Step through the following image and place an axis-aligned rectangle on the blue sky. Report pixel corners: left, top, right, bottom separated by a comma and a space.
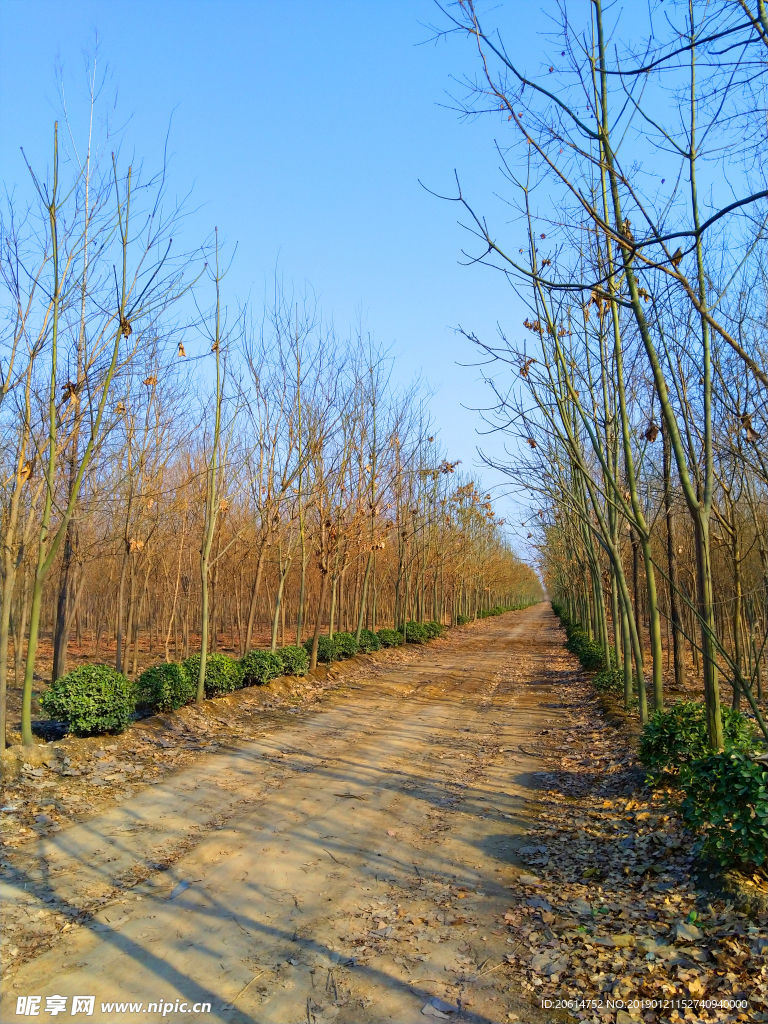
0, 0, 548, 540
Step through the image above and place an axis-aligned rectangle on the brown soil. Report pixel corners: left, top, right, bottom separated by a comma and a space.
1, 605, 568, 1024
3, 608, 764, 1024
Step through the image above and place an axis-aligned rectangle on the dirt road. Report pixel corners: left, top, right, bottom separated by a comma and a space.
1, 605, 566, 1024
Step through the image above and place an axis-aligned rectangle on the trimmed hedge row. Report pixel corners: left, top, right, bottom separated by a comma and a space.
680, 751, 766, 871
41, 618, 450, 738
477, 603, 520, 619
551, 604, 607, 672
552, 603, 767, 873
401, 621, 429, 644
241, 649, 283, 686
136, 662, 195, 712
43, 643, 310, 737
183, 653, 243, 697
591, 666, 624, 695
41, 665, 137, 737
455, 602, 537, 626
304, 634, 339, 663
638, 701, 765, 872
639, 701, 758, 772
303, 621, 445, 661
399, 620, 444, 643
357, 629, 381, 653
333, 632, 359, 660
565, 631, 605, 671
376, 628, 403, 648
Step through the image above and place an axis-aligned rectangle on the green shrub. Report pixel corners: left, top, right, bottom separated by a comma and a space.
680, 751, 767, 870
240, 649, 283, 686
565, 629, 605, 671
276, 645, 309, 676
183, 653, 243, 698
376, 628, 402, 648
356, 629, 381, 653
477, 604, 531, 619
481, 606, 502, 617
592, 666, 625, 695
456, 614, 471, 625
580, 642, 605, 671
332, 632, 359, 659
400, 621, 429, 644
423, 620, 445, 640
551, 602, 570, 626
639, 701, 758, 772
40, 665, 136, 737
564, 625, 584, 648
303, 634, 337, 663
137, 662, 195, 712
553, 605, 585, 639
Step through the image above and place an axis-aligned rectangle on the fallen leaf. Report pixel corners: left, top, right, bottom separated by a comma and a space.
675, 921, 703, 942
421, 1004, 449, 1019
527, 897, 552, 911
429, 997, 458, 1013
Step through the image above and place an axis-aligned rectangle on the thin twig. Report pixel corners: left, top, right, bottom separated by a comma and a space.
477, 960, 507, 978
231, 970, 266, 1005
323, 848, 345, 865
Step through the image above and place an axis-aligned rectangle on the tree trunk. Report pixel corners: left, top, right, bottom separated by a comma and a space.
123, 558, 137, 676
270, 552, 291, 652
0, 479, 25, 749
296, 552, 307, 646
309, 569, 331, 670
631, 532, 642, 657
244, 545, 267, 653
731, 526, 744, 710
355, 550, 373, 643
663, 425, 686, 690
51, 480, 79, 682
694, 517, 723, 748
115, 549, 129, 673
328, 575, 337, 639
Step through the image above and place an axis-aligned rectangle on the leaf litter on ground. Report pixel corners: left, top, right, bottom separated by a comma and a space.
501, 665, 768, 1024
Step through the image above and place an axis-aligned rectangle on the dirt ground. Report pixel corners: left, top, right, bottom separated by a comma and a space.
1, 605, 569, 1024
3, 607, 766, 1024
